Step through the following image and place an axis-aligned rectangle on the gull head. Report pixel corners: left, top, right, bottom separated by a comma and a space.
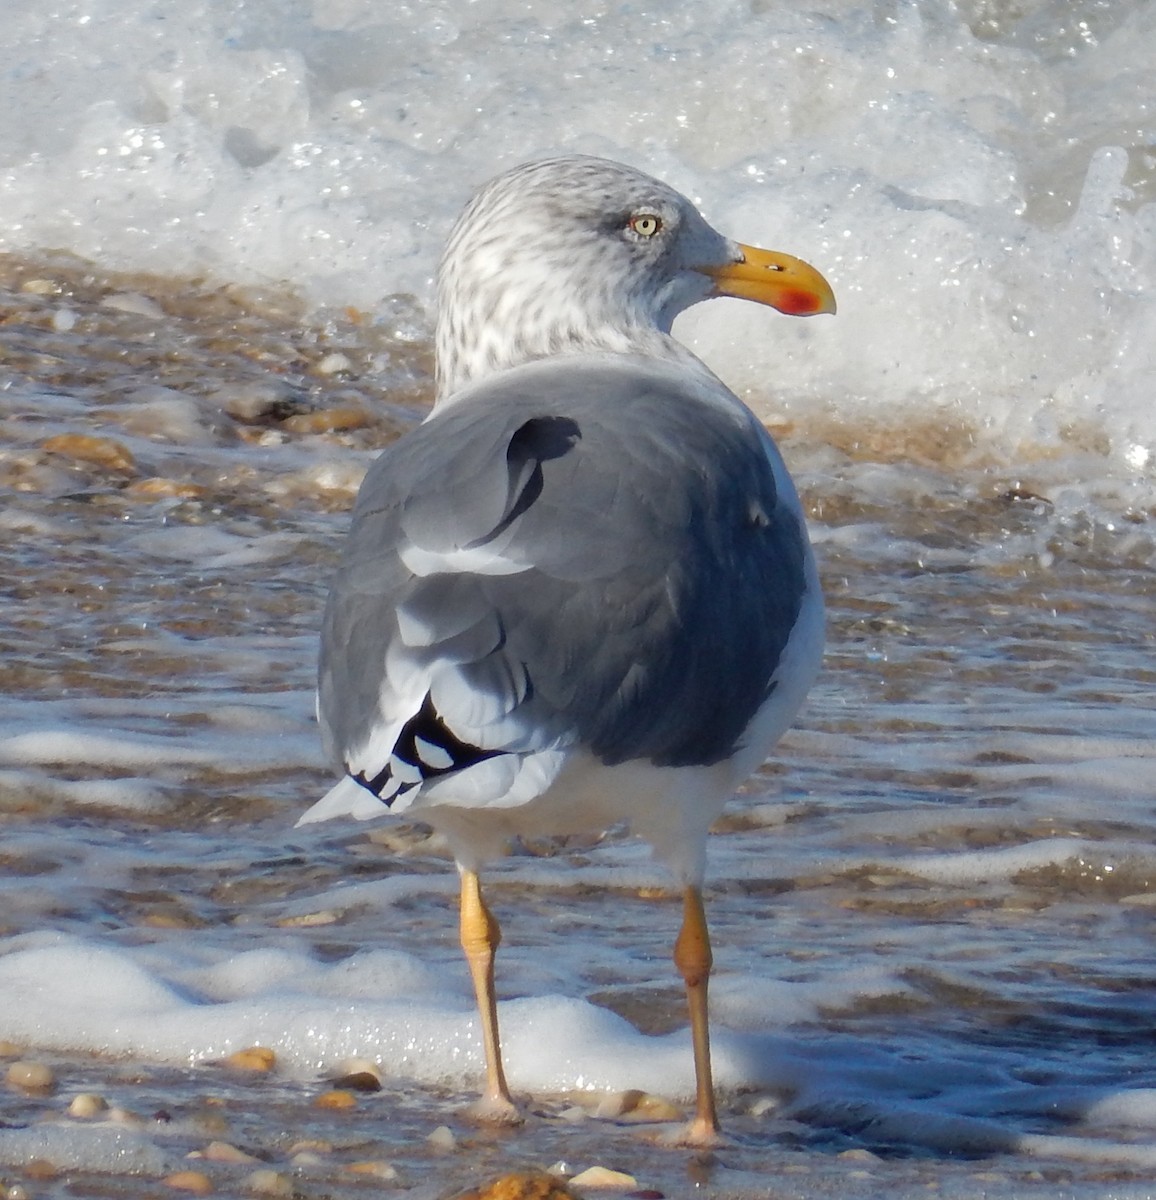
435, 154, 834, 399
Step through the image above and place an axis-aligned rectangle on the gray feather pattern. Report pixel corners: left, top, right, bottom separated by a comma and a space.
318, 357, 806, 782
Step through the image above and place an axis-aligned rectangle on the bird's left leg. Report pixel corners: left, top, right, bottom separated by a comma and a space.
673, 884, 722, 1145
459, 866, 522, 1123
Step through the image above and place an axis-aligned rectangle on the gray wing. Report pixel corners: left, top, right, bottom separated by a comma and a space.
318, 359, 808, 808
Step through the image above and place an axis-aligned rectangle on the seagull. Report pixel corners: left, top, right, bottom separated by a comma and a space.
298, 155, 835, 1144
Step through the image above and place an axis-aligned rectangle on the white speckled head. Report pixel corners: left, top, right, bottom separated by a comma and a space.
434, 155, 738, 400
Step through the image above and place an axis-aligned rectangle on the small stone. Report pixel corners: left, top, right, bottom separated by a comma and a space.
52, 308, 77, 332
42, 433, 135, 473
6, 1060, 55, 1093
245, 1169, 293, 1196
124, 477, 207, 501
426, 1124, 456, 1151
164, 1171, 214, 1195
289, 1151, 326, 1167
107, 1105, 145, 1127
313, 1088, 356, 1110
20, 278, 57, 295
6, 1183, 32, 1200
203, 1141, 260, 1164
621, 1092, 682, 1123
837, 1148, 881, 1163
594, 1092, 632, 1118
331, 1058, 382, 1091
314, 352, 353, 375
0, 1042, 23, 1058
747, 1095, 780, 1118
453, 1172, 580, 1200
276, 909, 341, 928
568, 1166, 638, 1190
344, 1161, 398, 1181
68, 1093, 109, 1118
286, 1140, 331, 1156
101, 292, 166, 319
218, 381, 305, 425
594, 1090, 680, 1122
224, 1047, 276, 1073
282, 406, 371, 434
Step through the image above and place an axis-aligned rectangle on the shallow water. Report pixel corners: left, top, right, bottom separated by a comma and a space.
1, 257, 1155, 1199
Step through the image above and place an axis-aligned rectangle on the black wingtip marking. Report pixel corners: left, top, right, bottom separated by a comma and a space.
354, 694, 500, 805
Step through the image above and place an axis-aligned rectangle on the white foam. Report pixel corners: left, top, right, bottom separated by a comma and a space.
0, 769, 168, 814
0, 1123, 171, 1174
0, 0, 1152, 489
0, 728, 318, 772
124, 527, 302, 568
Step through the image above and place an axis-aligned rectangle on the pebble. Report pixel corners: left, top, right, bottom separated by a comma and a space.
343, 1161, 399, 1181
289, 1151, 327, 1167
594, 1090, 682, 1123
568, 1166, 639, 1190
286, 1140, 332, 1156
331, 1057, 382, 1091
202, 1141, 261, 1164
107, 1105, 145, 1127
163, 1171, 214, 1195
451, 1172, 580, 1200
68, 1092, 109, 1118
224, 1047, 276, 1073
746, 1095, 780, 1118
314, 352, 353, 375
281, 405, 371, 434
276, 909, 341, 928
426, 1124, 457, 1152
837, 1148, 881, 1162
114, 389, 229, 445
101, 291, 166, 319
52, 307, 77, 332
6, 1060, 55, 1093
313, 1089, 357, 1110
245, 1169, 294, 1196
42, 433, 135, 473
218, 381, 305, 424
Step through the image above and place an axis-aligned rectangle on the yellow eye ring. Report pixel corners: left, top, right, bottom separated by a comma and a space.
628, 213, 662, 238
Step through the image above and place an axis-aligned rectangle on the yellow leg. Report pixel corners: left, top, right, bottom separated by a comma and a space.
459, 867, 521, 1123
673, 885, 722, 1144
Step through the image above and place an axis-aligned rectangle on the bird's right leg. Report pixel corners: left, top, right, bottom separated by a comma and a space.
458, 866, 521, 1123
673, 884, 723, 1145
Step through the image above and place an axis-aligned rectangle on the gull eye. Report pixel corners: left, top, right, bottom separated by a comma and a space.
627, 213, 663, 238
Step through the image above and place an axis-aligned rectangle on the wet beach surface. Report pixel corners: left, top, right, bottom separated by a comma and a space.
2, 256, 1156, 1198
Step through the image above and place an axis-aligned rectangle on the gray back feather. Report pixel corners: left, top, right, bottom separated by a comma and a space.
319, 359, 807, 774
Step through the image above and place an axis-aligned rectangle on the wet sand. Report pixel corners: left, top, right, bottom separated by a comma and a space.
2, 256, 1156, 1198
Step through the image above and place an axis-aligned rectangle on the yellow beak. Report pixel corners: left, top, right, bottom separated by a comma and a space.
704, 243, 836, 317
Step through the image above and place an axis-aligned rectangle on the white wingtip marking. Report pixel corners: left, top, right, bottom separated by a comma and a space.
296, 774, 387, 826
